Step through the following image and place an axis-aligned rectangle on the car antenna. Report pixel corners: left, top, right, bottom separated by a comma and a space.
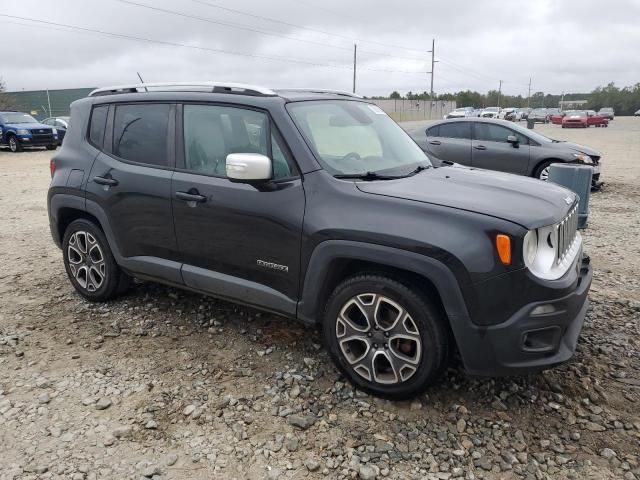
136, 72, 148, 92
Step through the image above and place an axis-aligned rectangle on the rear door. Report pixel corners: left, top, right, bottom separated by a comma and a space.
471, 122, 530, 175
424, 122, 472, 166
85, 102, 179, 271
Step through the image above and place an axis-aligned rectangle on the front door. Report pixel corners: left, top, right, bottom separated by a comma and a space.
85, 103, 178, 267
172, 103, 305, 315
471, 122, 530, 175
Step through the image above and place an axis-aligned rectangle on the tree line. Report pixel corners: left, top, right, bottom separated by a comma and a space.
371, 83, 640, 115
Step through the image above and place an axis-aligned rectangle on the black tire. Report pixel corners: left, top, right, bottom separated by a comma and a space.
8, 135, 22, 152
322, 274, 448, 400
46, 144, 57, 150
534, 160, 556, 181
62, 219, 122, 302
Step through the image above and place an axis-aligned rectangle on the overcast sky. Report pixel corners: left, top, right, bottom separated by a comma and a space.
1, 0, 639, 97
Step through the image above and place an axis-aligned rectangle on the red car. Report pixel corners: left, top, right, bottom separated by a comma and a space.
550, 112, 566, 124
561, 110, 608, 128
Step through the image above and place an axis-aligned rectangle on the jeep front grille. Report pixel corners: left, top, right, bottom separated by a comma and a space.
557, 205, 578, 264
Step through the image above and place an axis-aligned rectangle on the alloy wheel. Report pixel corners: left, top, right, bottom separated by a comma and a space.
539, 166, 550, 181
9, 137, 18, 152
336, 293, 422, 384
67, 231, 106, 292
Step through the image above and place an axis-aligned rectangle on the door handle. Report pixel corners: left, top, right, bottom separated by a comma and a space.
93, 175, 119, 186
474, 145, 487, 150
428, 140, 441, 145
176, 191, 207, 203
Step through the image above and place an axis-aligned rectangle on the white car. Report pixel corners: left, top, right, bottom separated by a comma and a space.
444, 107, 475, 119
498, 107, 523, 121
480, 107, 500, 118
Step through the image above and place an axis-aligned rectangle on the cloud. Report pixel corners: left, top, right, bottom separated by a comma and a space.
1, 0, 638, 97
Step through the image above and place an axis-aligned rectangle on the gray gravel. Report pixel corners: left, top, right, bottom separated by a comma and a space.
1, 118, 639, 479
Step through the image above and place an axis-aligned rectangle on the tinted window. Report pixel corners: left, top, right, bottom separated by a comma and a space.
426, 125, 439, 137
113, 104, 170, 166
474, 123, 527, 144
183, 105, 294, 179
438, 122, 471, 139
89, 105, 108, 148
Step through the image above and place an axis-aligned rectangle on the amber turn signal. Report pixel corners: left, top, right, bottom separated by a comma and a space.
496, 234, 512, 265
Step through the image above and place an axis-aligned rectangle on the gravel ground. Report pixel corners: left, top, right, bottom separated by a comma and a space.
0, 117, 639, 480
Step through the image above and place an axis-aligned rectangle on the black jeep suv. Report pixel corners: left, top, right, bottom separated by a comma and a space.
48, 82, 592, 399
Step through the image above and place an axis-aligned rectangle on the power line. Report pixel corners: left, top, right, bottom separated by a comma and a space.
0, 14, 428, 75
187, 0, 428, 54
113, 0, 427, 62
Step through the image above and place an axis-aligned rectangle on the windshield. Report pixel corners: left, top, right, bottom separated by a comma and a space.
567, 111, 587, 117
1, 113, 38, 124
484, 107, 499, 111
287, 100, 431, 176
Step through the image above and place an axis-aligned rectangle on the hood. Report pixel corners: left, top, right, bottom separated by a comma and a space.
4, 122, 53, 130
547, 140, 601, 158
356, 166, 577, 229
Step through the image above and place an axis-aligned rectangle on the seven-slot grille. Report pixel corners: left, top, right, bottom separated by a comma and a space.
557, 204, 578, 264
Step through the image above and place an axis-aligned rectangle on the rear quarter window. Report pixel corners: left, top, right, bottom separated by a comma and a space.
89, 105, 109, 148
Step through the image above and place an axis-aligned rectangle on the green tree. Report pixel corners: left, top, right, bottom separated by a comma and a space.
0, 77, 15, 110
389, 91, 401, 99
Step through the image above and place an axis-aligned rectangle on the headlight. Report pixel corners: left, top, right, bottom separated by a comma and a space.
573, 153, 592, 164
523, 230, 538, 266
17, 129, 29, 135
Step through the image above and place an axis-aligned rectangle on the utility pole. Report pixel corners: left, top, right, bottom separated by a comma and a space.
497, 80, 503, 108
429, 38, 435, 100
527, 77, 531, 109
46, 89, 52, 118
352, 43, 357, 94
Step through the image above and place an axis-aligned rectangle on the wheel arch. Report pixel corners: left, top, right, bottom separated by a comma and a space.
531, 157, 566, 178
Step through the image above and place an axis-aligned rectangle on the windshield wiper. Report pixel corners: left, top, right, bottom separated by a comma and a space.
402, 165, 431, 177
334, 171, 398, 181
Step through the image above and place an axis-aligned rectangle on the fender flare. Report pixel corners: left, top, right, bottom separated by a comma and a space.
297, 240, 470, 324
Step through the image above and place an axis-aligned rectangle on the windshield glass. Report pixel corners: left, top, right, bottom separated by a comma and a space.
484, 107, 499, 111
287, 100, 431, 176
1, 113, 38, 124
567, 111, 587, 117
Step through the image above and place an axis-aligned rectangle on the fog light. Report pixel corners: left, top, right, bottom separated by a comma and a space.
531, 304, 557, 315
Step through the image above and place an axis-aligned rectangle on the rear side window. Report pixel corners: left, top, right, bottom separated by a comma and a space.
89, 105, 108, 148
438, 122, 471, 139
426, 125, 439, 137
113, 104, 170, 166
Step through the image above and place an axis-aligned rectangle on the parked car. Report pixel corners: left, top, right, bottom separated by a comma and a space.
562, 111, 589, 128
635, 109, 640, 116
499, 108, 523, 121
409, 117, 602, 188
0, 111, 59, 152
445, 107, 475, 119
48, 82, 593, 399
550, 111, 568, 124
519, 107, 532, 120
597, 107, 615, 120
585, 111, 609, 127
527, 108, 549, 123
42, 116, 70, 145
480, 107, 500, 118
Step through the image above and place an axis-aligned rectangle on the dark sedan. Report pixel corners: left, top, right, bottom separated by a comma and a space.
409, 118, 602, 188
42, 116, 70, 145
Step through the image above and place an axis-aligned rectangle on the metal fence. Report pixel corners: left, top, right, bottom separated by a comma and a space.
369, 99, 457, 121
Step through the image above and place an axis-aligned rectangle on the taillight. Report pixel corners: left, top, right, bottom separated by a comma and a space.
50, 159, 56, 178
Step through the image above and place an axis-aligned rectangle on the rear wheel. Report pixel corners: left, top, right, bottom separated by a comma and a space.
62, 219, 127, 302
323, 274, 448, 399
8, 135, 21, 152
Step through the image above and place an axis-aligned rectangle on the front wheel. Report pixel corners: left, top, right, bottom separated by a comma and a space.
8, 135, 22, 152
323, 275, 448, 399
62, 219, 126, 302
534, 160, 556, 181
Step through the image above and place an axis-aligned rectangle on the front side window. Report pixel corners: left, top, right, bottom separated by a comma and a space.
113, 104, 170, 166
183, 105, 294, 179
475, 123, 515, 143
438, 122, 471, 140
287, 100, 430, 176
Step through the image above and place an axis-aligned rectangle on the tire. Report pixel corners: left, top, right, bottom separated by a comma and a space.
534, 160, 556, 181
322, 274, 448, 399
8, 135, 22, 152
62, 219, 123, 302
46, 144, 57, 150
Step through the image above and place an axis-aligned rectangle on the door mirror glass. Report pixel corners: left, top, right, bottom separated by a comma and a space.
506, 135, 518, 144
226, 153, 272, 182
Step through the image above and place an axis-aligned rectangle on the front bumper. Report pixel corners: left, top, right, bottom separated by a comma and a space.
453, 254, 592, 376
17, 134, 58, 147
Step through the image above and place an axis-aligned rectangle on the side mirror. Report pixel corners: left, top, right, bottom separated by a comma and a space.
507, 135, 519, 146
226, 153, 272, 182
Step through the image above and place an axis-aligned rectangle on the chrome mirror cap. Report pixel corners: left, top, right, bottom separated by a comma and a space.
226, 153, 272, 182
